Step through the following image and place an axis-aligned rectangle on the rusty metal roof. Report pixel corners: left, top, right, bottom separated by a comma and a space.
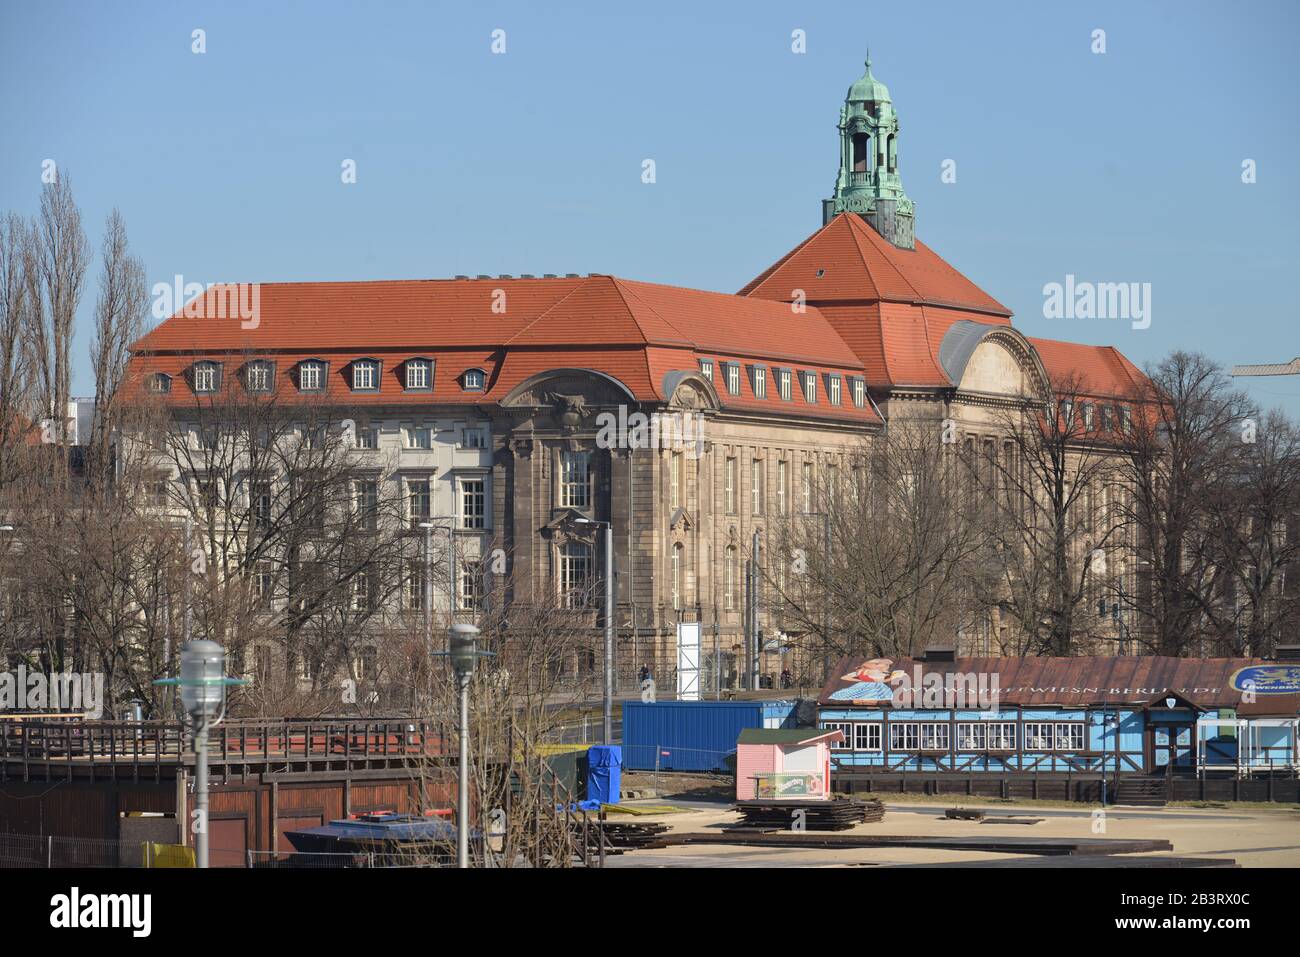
818, 655, 1298, 711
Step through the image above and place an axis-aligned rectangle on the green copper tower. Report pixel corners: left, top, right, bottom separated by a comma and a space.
822, 54, 915, 249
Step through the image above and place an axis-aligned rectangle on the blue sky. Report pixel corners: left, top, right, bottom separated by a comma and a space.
2, 0, 1297, 414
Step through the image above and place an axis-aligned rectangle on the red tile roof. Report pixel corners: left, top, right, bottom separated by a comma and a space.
128, 275, 881, 425
1027, 337, 1147, 399
741, 213, 1012, 317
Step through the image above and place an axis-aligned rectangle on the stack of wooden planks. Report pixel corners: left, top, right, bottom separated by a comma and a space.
732, 797, 884, 831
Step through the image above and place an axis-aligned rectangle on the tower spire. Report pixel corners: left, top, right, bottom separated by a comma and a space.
822, 53, 915, 248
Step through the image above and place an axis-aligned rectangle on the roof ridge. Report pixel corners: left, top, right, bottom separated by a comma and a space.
502, 276, 612, 346
843, 213, 920, 301
609, 277, 699, 347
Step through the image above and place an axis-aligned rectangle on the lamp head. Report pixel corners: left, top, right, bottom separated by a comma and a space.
179, 640, 227, 718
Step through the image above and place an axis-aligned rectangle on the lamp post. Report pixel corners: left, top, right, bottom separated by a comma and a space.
154, 640, 245, 868
434, 622, 495, 868
576, 518, 614, 744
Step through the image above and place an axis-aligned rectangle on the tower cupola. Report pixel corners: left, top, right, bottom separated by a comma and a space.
823, 53, 915, 249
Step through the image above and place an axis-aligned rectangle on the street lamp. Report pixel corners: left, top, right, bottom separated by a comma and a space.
575, 517, 614, 744
433, 622, 495, 868
154, 640, 246, 868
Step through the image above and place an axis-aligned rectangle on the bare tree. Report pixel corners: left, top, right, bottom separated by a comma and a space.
767, 421, 993, 676
1115, 352, 1255, 655
86, 209, 147, 484
984, 373, 1130, 656
25, 176, 90, 451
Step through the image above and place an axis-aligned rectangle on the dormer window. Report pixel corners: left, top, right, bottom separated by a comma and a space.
828, 374, 842, 406
698, 359, 713, 382
352, 359, 379, 392
777, 368, 793, 401
405, 358, 431, 391
298, 360, 325, 392
244, 361, 274, 393
851, 376, 866, 408
193, 362, 221, 394
725, 362, 741, 396
462, 368, 485, 391
147, 373, 172, 394
750, 365, 767, 399
802, 371, 817, 403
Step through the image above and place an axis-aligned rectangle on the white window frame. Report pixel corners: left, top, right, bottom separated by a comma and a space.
407, 426, 432, 450
245, 362, 273, 393
298, 361, 324, 392
560, 541, 593, 608
724, 457, 737, 514
352, 359, 378, 391
462, 427, 487, 449
698, 359, 713, 381
777, 369, 792, 402
406, 477, 431, 529
463, 368, 485, 391
752, 366, 767, 399
725, 362, 741, 396
405, 358, 431, 391
193, 362, 220, 394
750, 459, 762, 516
853, 722, 882, 752
802, 371, 817, 403
852, 377, 866, 408
824, 721, 852, 751
1053, 722, 1085, 751
460, 476, 486, 529
559, 451, 591, 509
828, 375, 842, 406
1023, 722, 1054, 751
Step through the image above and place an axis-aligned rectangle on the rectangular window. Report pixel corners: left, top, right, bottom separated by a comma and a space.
194, 364, 219, 393
725, 362, 741, 396
254, 561, 273, 609
246, 363, 272, 392
957, 722, 987, 751
889, 723, 919, 751
724, 547, 737, 610
852, 377, 866, 408
698, 359, 713, 381
461, 478, 486, 529
823, 722, 852, 750
463, 369, 485, 391
406, 558, 426, 611
1053, 723, 1085, 751
561, 542, 592, 608
853, 723, 882, 752
356, 427, 378, 450
801, 461, 813, 513
988, 722, 1016, 751
1083, 403, 1095, 431
352, 360, 378, 391
351, 569, 373, 612
252, 480, 272, 529
918, 722, 950, 751
725, 457, 737, 514
750, 459, 763, 515
777, 460, 788, 515
560, 451, 591, 508
354, 478, 378, 531
1023, 723, 1054, 751
405, 359, 430, 390
458, 560, 482, 611
802, 371, 817, 403
147, 479, 170, 507
298, 362, 323, 392
670, 452, 682, 509
778, 369, 792, 402
407, 426, 431, 450
407, 478, 431, 529
828, 375, 842, 406
462, 428, 487, 449
752, 367, 767, 399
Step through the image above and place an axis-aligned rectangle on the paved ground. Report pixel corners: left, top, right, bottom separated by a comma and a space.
605, 799, 1300, 868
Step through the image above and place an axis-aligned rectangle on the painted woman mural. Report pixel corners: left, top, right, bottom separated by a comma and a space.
828, 658, 908, 702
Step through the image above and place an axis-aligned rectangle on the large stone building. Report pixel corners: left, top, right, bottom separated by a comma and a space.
127, 58, 1144, 694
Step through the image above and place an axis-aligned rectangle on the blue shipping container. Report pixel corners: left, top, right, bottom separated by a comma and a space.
621, 700, 797, 771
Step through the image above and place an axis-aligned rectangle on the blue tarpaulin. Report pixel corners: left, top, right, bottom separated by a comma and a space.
586, 745, 622, 805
